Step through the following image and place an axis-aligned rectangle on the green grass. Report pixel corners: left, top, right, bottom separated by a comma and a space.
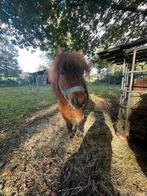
88, 82, 121, 99
0, 83, 121, 130
0, 86, 56, 129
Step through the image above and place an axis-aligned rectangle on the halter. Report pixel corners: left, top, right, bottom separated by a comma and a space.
58, 82, 85, 109
63, 86, 85, 96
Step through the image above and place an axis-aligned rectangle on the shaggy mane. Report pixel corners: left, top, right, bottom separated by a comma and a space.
48, 52, 89, 95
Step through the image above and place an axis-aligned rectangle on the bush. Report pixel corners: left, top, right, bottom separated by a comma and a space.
109, 71, 122, 84
95, 71, 122, 85
0, 79, 18, 87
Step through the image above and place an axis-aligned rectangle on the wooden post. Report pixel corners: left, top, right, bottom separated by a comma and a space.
120, 59, 126, 105
108, 64, 111, 84
36, 74, 39, 88
124, 63, 129, 100
125, 49, 137, 134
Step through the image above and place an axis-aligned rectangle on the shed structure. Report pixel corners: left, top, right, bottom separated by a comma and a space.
98, 38, 147, 140
29, 69, 48, 86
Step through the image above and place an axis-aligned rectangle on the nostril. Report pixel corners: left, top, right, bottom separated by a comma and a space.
71, 97, 84, 108
82, 97, 88, 107
71, 97, 78, 107
78, 102, 83, 108
71, 97, 86, 108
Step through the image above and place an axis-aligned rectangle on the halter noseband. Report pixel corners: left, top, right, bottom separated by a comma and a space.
58, 83, 85, 109
63, 86, 85, 96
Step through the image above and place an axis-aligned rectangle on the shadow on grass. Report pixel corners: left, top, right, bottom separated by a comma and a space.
0, 108, 58, 170
57, 102, 118, 196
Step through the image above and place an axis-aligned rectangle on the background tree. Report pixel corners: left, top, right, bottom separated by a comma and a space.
37, 52, 51, 71
37, 64, 49, 71
0, 0, 146, 55
0, 33, 20, 78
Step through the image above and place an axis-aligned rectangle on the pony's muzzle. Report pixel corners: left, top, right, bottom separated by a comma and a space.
76, 115, 84, 126
71, 96, 87, 109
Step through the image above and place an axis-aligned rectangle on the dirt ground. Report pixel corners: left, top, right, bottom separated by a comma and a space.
0, 95, 147, 196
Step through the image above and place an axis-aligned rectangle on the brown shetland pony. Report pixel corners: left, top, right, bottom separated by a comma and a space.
48, 48, 89, 135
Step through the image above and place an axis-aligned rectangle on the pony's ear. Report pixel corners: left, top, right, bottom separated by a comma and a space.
56, 47, 63, 55
77, 49, 84, 56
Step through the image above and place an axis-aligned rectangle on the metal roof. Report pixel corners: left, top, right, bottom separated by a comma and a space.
98, 38, 147, 64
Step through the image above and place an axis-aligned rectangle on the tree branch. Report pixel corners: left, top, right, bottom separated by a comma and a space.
111, 2, 147, 16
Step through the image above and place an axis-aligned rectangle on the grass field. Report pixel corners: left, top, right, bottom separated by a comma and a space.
0, 83, 120, 131
0, 86, 56, 130
88, 82, 120, 98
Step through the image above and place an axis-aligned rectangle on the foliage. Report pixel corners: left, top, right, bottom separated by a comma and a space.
109, 71, 122, 84
37, 52, 51, 71
0, 79, 18, 87
0, 33, 21, 77
0, 0, 146, 55
92, 64, 123, 84
37, 64, 48, 71
109, 64, 123, 84
92, 57, 109, 69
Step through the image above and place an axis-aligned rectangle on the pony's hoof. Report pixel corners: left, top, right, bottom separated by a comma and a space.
69, 132, 74, 139
67, 129, 74, 139
76, 129, 83, 137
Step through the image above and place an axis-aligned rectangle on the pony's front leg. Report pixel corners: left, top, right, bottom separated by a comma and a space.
66, 120, 73, 131
62, 114, 74, 137
76, 121, 84, 137
74, 111, 85, 137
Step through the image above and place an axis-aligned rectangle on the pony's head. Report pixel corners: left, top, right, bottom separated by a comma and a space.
49, 48, 89, 109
